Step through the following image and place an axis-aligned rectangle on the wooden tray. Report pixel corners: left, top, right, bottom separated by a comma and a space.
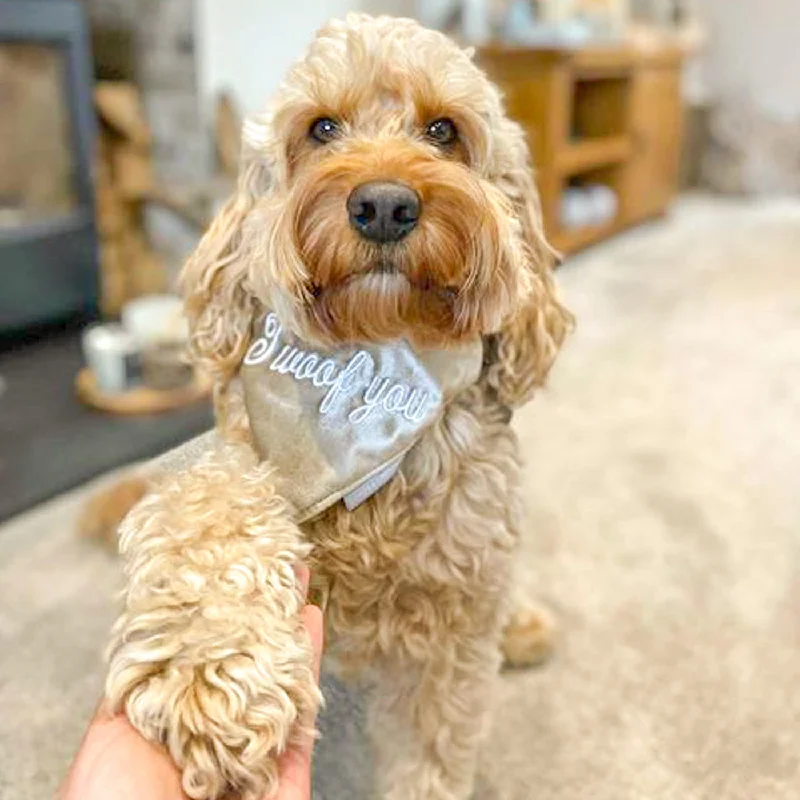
75, 367, 212, 415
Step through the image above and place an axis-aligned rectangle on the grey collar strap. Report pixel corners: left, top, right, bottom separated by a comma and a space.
240, 312, 483, 522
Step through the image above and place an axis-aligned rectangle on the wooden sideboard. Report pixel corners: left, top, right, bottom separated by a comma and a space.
478, 43, 685, 255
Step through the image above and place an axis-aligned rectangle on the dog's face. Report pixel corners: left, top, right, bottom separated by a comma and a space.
256, 18, 538, 347
184, 15, 570, 393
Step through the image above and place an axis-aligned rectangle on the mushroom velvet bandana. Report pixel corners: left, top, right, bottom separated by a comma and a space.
239, 312, 483, 522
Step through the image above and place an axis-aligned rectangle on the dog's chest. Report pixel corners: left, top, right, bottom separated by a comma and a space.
302, 389, 520, 660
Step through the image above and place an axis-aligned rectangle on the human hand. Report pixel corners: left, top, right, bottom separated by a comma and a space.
59, 565, 323, 800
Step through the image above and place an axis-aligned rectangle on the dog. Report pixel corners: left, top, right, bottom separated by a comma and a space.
100, 14, 572, 800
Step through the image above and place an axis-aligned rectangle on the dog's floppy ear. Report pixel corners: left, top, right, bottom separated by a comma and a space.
486, 120, 573, 408
181, 139, 273, 390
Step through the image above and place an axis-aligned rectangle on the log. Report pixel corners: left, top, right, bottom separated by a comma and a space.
94, 81, 152, 147
110, 142, 154, 200
95, 181, 137, 238
214, 91, 242, 179
120, 230, 167, 296
99, 240, 128, 316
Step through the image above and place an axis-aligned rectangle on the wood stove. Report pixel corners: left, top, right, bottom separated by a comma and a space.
0, 0, 98, 334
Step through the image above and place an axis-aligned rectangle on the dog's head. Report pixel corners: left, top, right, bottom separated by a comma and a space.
184, 14, 571, 403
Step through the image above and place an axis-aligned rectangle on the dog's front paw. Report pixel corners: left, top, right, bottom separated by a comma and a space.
106, 620, 321, 800
501, 605, 555, 668
104, 445, 320, 798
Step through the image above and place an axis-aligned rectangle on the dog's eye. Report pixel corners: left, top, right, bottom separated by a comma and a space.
309, 117, 341, 144
425, 118, 458, 146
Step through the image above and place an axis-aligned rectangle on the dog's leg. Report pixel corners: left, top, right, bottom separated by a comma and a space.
369, 622, 504, 800
105, 443, 320, 800
360, 403, 527, 798
77, 473, 151, 548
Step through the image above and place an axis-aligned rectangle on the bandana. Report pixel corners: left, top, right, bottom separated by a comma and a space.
239, 312, 483, 522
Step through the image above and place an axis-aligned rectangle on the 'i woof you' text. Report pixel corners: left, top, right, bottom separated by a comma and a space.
243, 313, 431, 424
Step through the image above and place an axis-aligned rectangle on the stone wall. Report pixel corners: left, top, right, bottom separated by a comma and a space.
84, 0, 211, 185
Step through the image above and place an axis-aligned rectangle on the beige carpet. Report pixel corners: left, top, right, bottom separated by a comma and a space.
2, 195, 799, 800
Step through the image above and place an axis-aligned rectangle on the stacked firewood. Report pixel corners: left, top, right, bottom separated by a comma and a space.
94, 82, 166, 315
92, 85, 242, 316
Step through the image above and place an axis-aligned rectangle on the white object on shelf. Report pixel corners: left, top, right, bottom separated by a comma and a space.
586, 184, 619, 222
81, 324, 141, 394
122, 294, 188, 348
562, 187, 595, 229
504, 0, 594, 45
462, 0, 491, 43
540, 0, 577, 24
561, 184, 618, 228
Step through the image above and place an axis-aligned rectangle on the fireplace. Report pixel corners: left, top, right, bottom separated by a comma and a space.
0, 0, 98, 334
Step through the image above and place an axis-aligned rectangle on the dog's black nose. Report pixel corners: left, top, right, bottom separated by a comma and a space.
347, 181, 420, 243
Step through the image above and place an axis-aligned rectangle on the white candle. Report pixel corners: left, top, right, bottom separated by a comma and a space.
82, 324, 140, 394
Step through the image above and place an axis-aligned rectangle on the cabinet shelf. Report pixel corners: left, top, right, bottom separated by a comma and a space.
478, 43, 685, 255
557, 136, 632, 176
551, 220, 620, 254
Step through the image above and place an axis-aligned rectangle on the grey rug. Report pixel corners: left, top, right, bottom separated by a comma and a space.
2, 195, 799, 799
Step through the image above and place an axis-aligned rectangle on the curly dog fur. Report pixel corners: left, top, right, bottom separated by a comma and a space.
104, 14, 572, 800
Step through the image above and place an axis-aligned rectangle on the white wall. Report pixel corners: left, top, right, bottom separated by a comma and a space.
697, 0, 800, 119
195, 0, 418, 119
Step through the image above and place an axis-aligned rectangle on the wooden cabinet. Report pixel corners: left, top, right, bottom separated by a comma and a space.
625, 65, 683, 221
478, 43, 685, 255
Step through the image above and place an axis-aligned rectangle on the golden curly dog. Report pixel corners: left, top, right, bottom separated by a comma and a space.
101, 14, 572, 800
